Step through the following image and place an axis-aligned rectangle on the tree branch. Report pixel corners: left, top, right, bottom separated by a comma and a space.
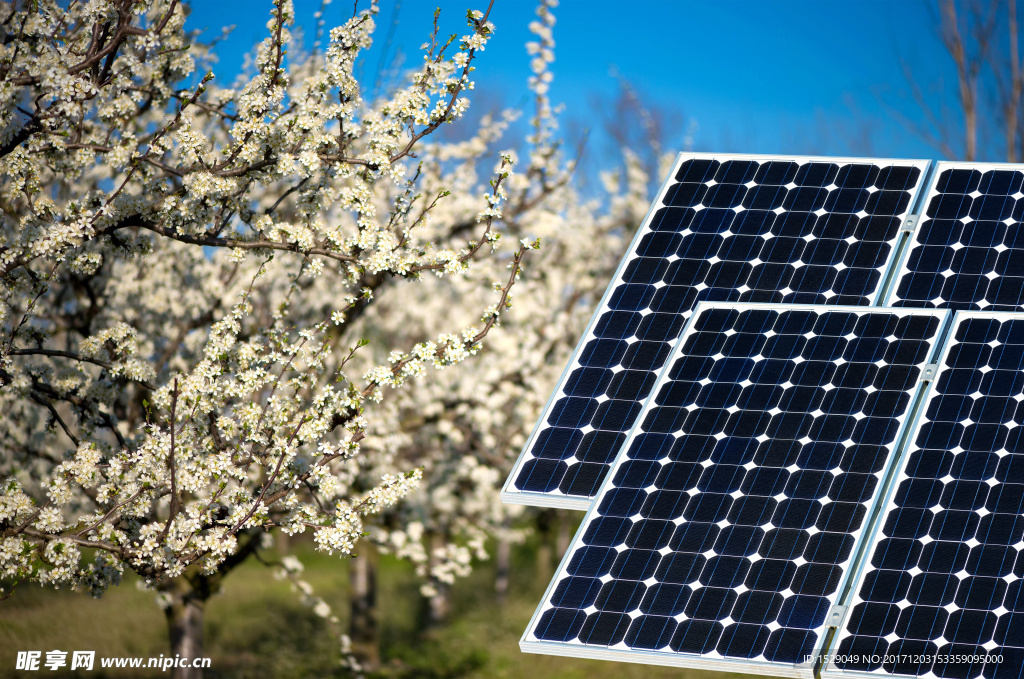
9, 348, 156, 391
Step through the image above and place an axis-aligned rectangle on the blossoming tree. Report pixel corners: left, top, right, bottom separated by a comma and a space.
0, 0, 550, 671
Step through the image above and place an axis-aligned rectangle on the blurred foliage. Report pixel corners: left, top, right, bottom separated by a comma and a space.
0, 533, 759, 679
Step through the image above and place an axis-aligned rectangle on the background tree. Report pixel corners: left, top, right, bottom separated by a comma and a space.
888, 0, 1024, 162
327, 0, 666, 661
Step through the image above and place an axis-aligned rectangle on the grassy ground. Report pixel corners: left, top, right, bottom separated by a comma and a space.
0, 535, 755, 679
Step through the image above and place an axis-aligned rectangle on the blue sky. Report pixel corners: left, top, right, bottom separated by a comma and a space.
185, 0, 982, 163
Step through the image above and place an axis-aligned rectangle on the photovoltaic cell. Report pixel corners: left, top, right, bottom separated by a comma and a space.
503, 154, 930, 509
522, 303, 946, 676
889, 162, 1024, 311
828, 312, 1024, 679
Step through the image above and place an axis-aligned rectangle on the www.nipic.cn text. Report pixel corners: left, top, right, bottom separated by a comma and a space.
15, 650, 212, 672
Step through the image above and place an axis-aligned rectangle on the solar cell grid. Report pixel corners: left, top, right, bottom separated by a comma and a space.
828, 312, 1024, 679
522, 302, 948, 677
889, 162, 1024, 311
503, 154, 930, 509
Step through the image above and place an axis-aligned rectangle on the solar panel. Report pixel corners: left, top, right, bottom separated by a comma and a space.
887, 162, 1024, 311
502, 154, 931, 509
521, 302, 949, 676
826, 311, 1024, 679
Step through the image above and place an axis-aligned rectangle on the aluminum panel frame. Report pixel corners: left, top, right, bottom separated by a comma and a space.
521, 301, 951, 676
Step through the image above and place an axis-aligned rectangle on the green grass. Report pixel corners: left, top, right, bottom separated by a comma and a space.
0, 536, 756, 679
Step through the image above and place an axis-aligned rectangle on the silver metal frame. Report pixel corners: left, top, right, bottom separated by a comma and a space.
821, 310, 1024, 679
520, 301, 951, 678
519, 639, 816, 678
502, 154, 934, 510
881, 160, 1024, 308
872, 161, 936, 307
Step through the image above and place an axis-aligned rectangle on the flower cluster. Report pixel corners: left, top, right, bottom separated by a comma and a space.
0, 0, 537, 597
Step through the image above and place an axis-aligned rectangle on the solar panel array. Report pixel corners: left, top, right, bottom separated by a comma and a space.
827, 312, 1024, 679
510, 155, 1024, 679
523, 304, 947, 676
889, 163, 1024, 311
503, 154, 929, 508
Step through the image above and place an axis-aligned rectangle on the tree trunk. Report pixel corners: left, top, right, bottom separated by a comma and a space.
495, 518, 512, 604
555, 509, 572, 559
536, 509, 554, 580
157, 531, 263, 679
349, 547, 380, 671
426, 583, 450, 626
163, 577, 207, 679
1008, 0, 1022, 163
424, 531, 449, 627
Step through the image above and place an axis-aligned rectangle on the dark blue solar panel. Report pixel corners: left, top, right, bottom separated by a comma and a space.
891, 163, 1024, 311
831, 312, 1024, 679
505, 155, 928, 507
524, 303, 945, 673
